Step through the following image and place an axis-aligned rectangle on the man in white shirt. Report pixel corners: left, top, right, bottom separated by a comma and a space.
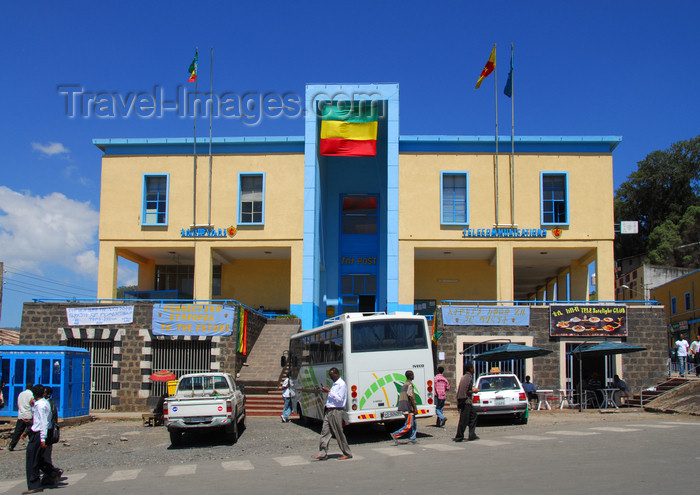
690, 334, 700, 378
8, 383, 34, 451
280, 374, 295, 423
313, 367, 352, 460
22, 384, 53, 493
675, 334, 690, 377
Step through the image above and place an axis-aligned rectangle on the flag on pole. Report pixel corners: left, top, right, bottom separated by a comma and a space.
475, 44, 496, 89
503, 51, 513, 97
431, 308, 442, 344
319, 102, 378, 157
237, 306, 248, 355
187, 49, 198, 82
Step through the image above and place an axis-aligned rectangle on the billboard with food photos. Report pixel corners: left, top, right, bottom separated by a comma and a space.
550, 304, 628, 337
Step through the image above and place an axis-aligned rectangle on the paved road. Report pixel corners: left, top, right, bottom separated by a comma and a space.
1, 412, 698, 494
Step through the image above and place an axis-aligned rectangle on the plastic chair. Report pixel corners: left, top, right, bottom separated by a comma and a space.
584, 390, 599, 409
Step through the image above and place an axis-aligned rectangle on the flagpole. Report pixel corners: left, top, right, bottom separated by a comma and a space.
494, 43, 499, 227
208, 46, 213, 227
192, 47, 198, 228
510, 43, 515, 226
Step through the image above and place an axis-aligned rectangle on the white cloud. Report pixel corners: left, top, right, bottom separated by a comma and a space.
31, 141, 70, 157
0, 186, 99, 278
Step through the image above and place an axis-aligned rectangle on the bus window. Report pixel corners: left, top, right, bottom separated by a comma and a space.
351, 320, 428, 352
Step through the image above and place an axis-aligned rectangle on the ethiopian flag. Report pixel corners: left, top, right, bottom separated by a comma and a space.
475, 44, 496, 89
319, 102, 378, 157
188, 50, 198, 82
237, 306, 248, 355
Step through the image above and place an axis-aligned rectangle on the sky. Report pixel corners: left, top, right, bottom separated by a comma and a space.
1, 1, 699, 328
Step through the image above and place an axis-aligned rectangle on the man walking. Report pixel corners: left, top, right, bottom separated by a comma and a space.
22, 384, 57, 494
690, 334, 700, 377
390, 370, 419, 444
675, 334, 690, 377
9, 383, 34, 451
453, 362, 479, 442
314, 367, 352, 460
434, 366, 449, 427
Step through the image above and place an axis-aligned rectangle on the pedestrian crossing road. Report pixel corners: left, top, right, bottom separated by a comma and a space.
1, 420, 697, 493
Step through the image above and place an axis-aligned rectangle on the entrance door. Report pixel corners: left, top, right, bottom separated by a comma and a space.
68, 339, 113, 410
339, 195, 379, 315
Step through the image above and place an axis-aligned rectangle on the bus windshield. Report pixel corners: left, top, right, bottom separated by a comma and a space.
351, 319, 428, 352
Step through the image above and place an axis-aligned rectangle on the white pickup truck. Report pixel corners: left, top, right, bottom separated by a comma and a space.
164, 372, 246, 446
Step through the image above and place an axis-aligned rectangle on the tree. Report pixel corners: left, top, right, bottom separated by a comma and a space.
615, 136, 700, 262
116, 285, 138, 299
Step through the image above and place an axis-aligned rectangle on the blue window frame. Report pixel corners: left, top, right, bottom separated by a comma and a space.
671, 296, 677, 314
142, 174, 169, 226
540, 172, 569, 225
685, 292, 691, 310
238, 172, 265, 225
441, 172, 468, 225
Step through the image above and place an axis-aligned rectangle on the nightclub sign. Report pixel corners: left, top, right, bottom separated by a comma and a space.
550, 304, 628, 337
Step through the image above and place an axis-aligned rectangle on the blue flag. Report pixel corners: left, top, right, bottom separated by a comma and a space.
503, 53, 513, 97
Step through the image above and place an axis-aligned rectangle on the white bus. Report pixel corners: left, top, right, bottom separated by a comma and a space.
284, 312, 435, 425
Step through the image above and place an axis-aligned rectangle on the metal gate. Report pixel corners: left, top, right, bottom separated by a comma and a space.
67, 339, 113, 410
151, 340, 211, 397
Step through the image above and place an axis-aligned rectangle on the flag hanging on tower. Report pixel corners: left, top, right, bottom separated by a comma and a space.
187, 49, 198, 82
475, 44, 496, 89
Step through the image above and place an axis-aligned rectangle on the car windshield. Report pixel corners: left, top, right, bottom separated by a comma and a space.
478, 376, 520, 391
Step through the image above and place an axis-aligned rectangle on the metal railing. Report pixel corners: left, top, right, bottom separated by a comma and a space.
441, 299, 661, 306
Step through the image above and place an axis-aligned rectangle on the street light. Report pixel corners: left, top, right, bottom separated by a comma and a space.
621, 284, 647, 300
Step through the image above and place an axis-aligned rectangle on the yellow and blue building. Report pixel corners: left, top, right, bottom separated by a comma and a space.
95, 83, 621, 330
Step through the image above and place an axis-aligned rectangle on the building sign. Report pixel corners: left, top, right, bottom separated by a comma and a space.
442, 306, 530, 326
550, 304, 628, 337
180, 226, 237, 238
670, 321, 689, 332
66, 306, 134, 326
462, 228, 547, 238
152, 303, 235, 336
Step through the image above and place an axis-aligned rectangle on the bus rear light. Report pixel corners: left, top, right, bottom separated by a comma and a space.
427, 398, 433, 405
427, 380, 433, 387
427, 386, 433, 392
351, 385, 357, 392
351, 404, 358, 410
351, 391, 357, 398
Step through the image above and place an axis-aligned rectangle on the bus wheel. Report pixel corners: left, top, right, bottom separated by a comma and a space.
297, 404, 311, 425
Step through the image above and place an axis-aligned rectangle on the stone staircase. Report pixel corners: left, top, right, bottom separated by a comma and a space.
237, 320, 300, 416
627, 377, 690, 407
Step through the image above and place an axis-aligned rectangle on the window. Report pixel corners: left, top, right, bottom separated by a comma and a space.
342, 196, 378, 234
685, 292, 691, 310
441, 172, 468, 224
671, 297, 677, 314
540, 172, 569, 225
238, 173, 264, 224
351, 319, 428, 353
142, 174, 169, 225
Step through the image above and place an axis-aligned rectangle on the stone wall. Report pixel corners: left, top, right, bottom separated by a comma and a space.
19, 302, 267, 412
435, 305, 668, 405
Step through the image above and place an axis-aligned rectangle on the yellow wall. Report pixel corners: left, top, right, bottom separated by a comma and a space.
650, 270, 699, 339
99, 154, 304, 240
415, 260, 497, 301
221, 259, 291, 310
398, 153, 614, 240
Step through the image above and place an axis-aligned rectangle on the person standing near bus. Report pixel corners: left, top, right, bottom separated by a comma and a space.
453, 362, 479, 442
390, 370, 419, 444
280, 373, 294, 423
433, 367, 449, 427
314, 367, 353, 460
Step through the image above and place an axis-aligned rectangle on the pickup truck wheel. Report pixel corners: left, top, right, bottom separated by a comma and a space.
237, 412, 246, 431
225, 421, 238, 444
169, 430, 183, 446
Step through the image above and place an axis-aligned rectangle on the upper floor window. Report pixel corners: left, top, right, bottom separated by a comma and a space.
238, 173, 265, 225
540, 172, 569, 225
685, 292, 691, 310
142, 174, 169, 225
671, 296, 677, 314
441, 172, 468, 225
